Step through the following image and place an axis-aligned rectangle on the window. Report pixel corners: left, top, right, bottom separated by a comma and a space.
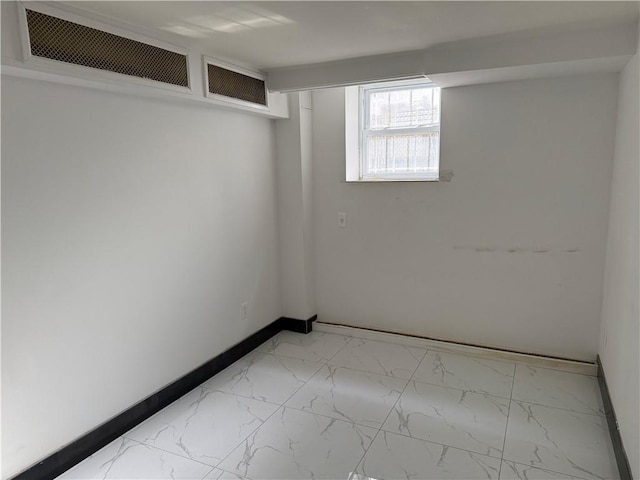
347, 79, 441, 181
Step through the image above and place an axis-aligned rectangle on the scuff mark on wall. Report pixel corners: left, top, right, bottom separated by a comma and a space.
453, 246, 580, 254
439, 169, 454, 182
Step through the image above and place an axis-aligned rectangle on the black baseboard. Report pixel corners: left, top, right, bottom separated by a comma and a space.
280, 314, 317, 334
597, 355, 632, 480
11, 315, 316, 480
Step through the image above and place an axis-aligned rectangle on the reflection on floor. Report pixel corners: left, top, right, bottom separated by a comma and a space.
57, 330, 618, 480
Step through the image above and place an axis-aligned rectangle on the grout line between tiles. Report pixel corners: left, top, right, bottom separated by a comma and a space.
497, 361, 516, 479
408, 376, 514, 400
204, 388, 283, 408
264, 334, 424, 381
208, 467, 250, 480
513, 362, 600, 378
501, 459, 592, 480
255, 333, 354, 364
315, 324, 598, 376
267, 336, 601, 416
308, 361, 415, 382
508, 397, 606, 418
128, 412, 509, 479
326, 335, 356, 361
127, 333, 602, 480
116, 333, 597, 480
280, 403, 385, 430
200, 467, 214, 480
209, 404, 277, 480
421, 346, 521, 369
324, 344, 428, 380
369, 428, 505, 460
319, 362, 419, 381
127, 347, 326, 480
317, 347, 605, 418
347, 348, 429, 479
428, 349, 598, 377
73, 335, 405, 478
281, 374, 530, 465
119, 437, 219, 469
210, 355, 326, 479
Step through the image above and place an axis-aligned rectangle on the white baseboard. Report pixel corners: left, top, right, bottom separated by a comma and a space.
314, 322, 597, 376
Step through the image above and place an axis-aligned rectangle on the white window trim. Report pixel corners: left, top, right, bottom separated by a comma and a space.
345, 78, 441, 182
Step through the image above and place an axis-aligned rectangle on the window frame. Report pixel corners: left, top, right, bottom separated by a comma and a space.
358, 78, 441, 182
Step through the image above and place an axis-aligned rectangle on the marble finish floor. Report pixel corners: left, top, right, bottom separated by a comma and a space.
58, 330, 618, 480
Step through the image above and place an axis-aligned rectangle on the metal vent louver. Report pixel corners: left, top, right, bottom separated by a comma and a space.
207, 64, 267, 106
25, 9, 189, 87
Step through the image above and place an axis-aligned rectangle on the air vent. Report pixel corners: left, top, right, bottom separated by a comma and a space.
207, 62, 267, 107
25, 9, 189, 88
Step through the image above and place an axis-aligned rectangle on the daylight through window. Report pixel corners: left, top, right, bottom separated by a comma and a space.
360, 80, 440, 181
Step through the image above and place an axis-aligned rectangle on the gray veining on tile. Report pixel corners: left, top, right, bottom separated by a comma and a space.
503, 400, 618, 480
202, 351, 323, 404
286, 365, 407, 428
512, 365, 604, 415
126, 387, 278, 466
256, 330, 351, 362
219, 406, 377, 479
329, 338, 426, 379
56, 437, 212, 479
499, 460, 587, 480
55, 331, 618, 480
354, 431, 501, 480
315, 324, 597, 376
382, 381, 509, 457
203, 468, 247, 479
412, 350, 515, 398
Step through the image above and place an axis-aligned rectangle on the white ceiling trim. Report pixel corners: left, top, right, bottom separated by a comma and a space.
266, 21, 638, 92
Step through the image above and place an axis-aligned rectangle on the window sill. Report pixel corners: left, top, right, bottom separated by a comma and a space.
346, 177, 441, 183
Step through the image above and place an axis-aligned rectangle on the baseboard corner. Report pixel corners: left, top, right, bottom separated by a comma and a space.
597, 355, 633, 480
9, 317, 284, 480
279, 314, 317, 334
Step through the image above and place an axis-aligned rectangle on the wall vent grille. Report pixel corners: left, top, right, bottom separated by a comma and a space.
25, 9, 189, 87
207, 63, 267, 106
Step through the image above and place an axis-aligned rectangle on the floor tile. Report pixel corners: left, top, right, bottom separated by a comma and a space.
354, 431, 502, 480
202, 351, 323, 404
219, 406, 377, 479
126, 387, 278, 466
55, 331, 620, 480
412, 350, 515, 398
329, 338, 425, 379
256, 331, 351, 362
499, 460, 586, 480
503, 400, 618, 480
57, 437, 212, 479
286, 365, 407, 428
382, 381, 509, 457
512, 365, 604, 415
203, 468, 246, 479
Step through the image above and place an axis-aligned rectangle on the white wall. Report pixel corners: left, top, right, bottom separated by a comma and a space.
0, 1, 289, 120
1, 76, 281, 478
299, 93, 316, 321
598, 27, 639, 477
275, 92, 316, 320
312, 74, 618, 361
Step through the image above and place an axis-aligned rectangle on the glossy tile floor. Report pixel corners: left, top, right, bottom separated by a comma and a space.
58, 330, 619, 480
